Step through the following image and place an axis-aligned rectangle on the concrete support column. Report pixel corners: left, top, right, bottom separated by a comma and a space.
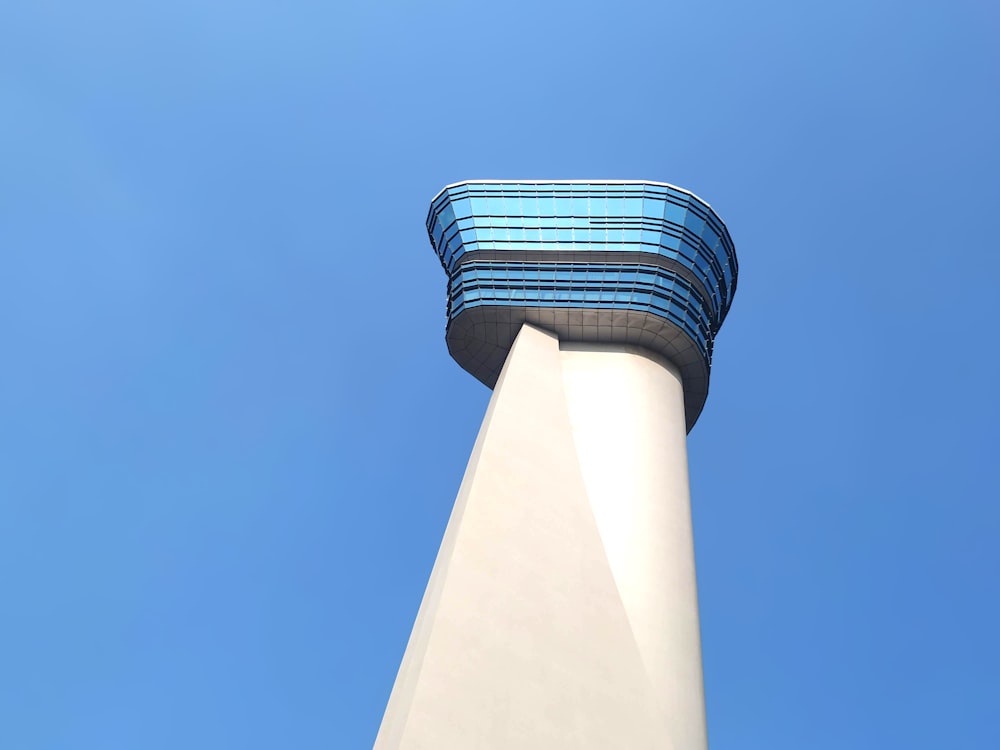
560, 342, 706, 750
374, 324, 707, 749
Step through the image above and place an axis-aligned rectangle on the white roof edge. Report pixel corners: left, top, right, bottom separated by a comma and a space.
429, 179, 719, 213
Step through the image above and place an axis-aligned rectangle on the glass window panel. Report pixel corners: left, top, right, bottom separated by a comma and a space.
439, 203, 456, 228
658, 233, 680, 252
678, 240, 698, 260
643, 198, 665, 219
664, 202, 685, 225
684, 214, 705, 234
641, 229, 660, 245
451, 198, 471, 219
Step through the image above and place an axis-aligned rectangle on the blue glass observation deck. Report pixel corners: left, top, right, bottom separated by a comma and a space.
426, 181, 738, 431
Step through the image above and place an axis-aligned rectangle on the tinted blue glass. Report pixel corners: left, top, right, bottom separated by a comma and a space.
428, 181, 736, 366
683, 214, 704, 236
664, 202, 685, 225
656, 232, 681, 251
451, 198, 471, 219
439, 203, 456, 230
643, 198, 665, 219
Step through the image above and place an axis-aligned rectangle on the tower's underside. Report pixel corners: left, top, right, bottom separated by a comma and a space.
374, 324, 707, 749
446, 304, 709, 431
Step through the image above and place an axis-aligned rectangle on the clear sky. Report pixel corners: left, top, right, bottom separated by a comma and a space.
2, 1, 998, 748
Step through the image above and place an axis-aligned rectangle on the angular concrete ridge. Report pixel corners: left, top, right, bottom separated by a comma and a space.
374, 324, 706, 749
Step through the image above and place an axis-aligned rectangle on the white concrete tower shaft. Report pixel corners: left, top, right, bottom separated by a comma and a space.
374, 323, 706, 750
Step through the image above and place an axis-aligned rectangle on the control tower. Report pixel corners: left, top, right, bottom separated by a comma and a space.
374, 181, 738, 750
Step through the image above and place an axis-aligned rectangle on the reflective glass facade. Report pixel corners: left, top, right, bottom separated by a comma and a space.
426, 181, 738, 430
450, 262, 712, 359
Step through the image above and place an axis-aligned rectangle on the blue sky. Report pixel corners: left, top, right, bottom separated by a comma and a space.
2, 1, 998, 747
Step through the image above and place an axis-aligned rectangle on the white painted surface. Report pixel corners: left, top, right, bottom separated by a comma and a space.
560, 342, 706, 750
374, 324, 706, 749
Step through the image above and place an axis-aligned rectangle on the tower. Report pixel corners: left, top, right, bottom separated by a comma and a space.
375, 181, 738, 749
